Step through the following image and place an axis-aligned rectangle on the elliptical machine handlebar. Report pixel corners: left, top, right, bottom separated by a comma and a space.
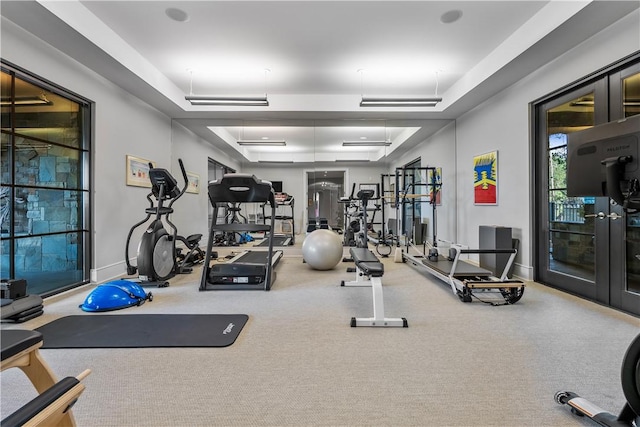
177, 158, 189, 198
349, 182, 356, 200
148, 158, 189, 206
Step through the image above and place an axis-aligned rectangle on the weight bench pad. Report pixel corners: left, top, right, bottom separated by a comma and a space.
349, 248, 384, 277
1, 330, 43, 361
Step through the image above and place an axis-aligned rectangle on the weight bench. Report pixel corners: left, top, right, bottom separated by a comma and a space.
1, 330, 90, 427
340, 247, 408, 328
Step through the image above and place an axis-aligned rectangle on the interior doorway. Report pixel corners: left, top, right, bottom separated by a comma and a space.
306, 170, 346, 232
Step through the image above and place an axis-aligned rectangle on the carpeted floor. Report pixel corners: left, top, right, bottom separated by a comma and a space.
1, 242, 639, 426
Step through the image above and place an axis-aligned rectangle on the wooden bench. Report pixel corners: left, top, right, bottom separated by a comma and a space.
1, 330, 90, 427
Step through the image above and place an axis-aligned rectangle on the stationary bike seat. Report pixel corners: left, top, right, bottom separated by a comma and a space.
186, 234, 202, 245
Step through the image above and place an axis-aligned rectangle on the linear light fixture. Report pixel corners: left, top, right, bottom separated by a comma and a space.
342, 140, 391, 147
185, 95, 269, 106
360, 97, 442, 107
258, 160, 294, 164
336, 159, 371, 163
237, 139, 286, 146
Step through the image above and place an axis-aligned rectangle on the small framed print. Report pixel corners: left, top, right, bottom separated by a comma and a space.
186, 172, 200, 194
126, 155, 154, 188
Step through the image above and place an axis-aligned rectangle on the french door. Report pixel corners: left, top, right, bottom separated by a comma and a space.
534, 59, 640, 315
610, 63, 640, 314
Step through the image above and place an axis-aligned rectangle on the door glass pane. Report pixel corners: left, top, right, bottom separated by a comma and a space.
14, 233, 84, 295
401, 160, 421, 240
13, 187, 84, 235
622, 72, 640, 118
1, 133, 10, 185
14, 137, 81, 187
13, 77, 82, 148
1, 70, 11, 131
624, 72, 640, 295
546, 94, 595, 281
627, 212, 640, 295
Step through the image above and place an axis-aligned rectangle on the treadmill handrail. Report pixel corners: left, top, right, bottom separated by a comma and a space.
211, 224, 272, 233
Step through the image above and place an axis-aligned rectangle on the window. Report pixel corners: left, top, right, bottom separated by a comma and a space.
1, 64, 91, 296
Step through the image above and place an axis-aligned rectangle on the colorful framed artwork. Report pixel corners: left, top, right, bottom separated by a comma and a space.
473, 151, 498, 205
126, 155, 154, 188
186, 172, 200, 194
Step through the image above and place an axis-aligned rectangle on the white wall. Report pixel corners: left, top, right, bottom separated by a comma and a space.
170, 121, 240, 239
392, 122, 457, 245
1, 18, 233, 283
387, 9, 639, 280
241, 164, 387, 234
1, 19, 171, 281
454, 9, 640, 279
3, 7, 638, 284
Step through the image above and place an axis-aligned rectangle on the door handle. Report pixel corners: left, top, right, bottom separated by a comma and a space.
584, 212, 606, 220
583, 212, 622, 220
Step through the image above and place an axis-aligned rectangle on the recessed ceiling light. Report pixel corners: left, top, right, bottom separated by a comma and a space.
166, 8, 190, 22
440, 10, 462, 24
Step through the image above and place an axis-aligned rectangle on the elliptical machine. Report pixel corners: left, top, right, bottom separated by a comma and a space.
125, 159, 204, 287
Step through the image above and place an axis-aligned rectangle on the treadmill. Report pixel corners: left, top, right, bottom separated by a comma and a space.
258, 193, 295, 246
200, 174, 282, 291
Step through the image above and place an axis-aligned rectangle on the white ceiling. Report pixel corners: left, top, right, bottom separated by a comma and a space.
2, 1, 638, 165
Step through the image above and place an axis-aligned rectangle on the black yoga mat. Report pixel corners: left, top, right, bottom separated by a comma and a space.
35, 314, 248, 349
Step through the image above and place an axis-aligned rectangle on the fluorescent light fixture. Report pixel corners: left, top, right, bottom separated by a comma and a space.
237, 140, 286, 146
336, 159, 371, 163
1, 95, 53, 106
360, 97, 442, 107
185, 95, 269, 106
342, 141, 391, 147
258, 160, 294, 164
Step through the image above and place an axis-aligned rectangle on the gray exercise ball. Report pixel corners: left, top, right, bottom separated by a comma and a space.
302, 229, 343, 270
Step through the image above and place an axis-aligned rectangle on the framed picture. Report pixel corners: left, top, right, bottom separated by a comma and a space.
186, 172, 200, 194
473, 151, 498, 205
126, 155, 154, 188
427, 167, 442, 205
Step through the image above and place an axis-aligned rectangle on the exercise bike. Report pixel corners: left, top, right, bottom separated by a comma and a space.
354, 184, 392, 257
354, 188, 375, 249
341, 183, 374, 249
125, 158, 204, 287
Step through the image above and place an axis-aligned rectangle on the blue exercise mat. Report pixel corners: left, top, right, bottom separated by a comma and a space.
35, 314, 248, 348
